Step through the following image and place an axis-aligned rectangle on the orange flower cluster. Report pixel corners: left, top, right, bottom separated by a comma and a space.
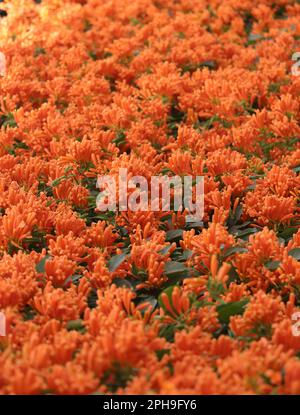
0, 0, 299, 395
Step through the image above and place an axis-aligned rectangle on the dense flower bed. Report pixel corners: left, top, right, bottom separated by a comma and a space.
0, 0, 299, 395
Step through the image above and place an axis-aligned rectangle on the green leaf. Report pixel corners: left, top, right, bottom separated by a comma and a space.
264, 260, 281, 270
222, 246, 248, 258
234, 227, 258, 239
66, 319, 86, 333
83, 19, 93, 32
227, 266, 241, 284
170, 247, 193, 262
88, 50, 97, 61
87, 288, 97, 309
13, 139, 30, 150
278, 227, 297, 241
35, 254, 51, 273
185, 220, 203, 230
164, 261, 190, 281
158, 323, 178, 342
198, 60, 218, 70
34, 47, 46, 57
131, 265, 149, 285
51, 176, 66, 187
63, 274, 82, 287
22, 305, 37, 321
217, 299, 249, 324
155, 349, 170, 361
1, 113, 17, 129
288, 248, 300, 261
108, 252, 129, 272
227, 205, 243, 228
112, 129, 126, 147
268, 82, 281, 94
207, 277, 226, 300
182, 249, 193, 260
248, 33, 264, 42
159, 245, 173, 256
165, 229, 183, 242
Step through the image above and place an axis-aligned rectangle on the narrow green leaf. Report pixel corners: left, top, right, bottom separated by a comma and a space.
165, 229, 183, 242
159, 245, 173, 256
222, 246, 248, 258
293, 166, 300, 173
264, 260, 281, 270
63, 274, 81, 286
108, 252, 129, 272
66, 319, 86, 333
87, 289, 97, 309
155, 349, 170, 361
35, 254, 51, 273
288, 248, 300, 261
198, 60, 218, 70
278, 227, 297, 241
234, 228, 258, 239
217, 299, 249, 324
164, 261, 190, 278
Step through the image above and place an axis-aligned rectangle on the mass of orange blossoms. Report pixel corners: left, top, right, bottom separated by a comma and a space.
0, 0, 299, 395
